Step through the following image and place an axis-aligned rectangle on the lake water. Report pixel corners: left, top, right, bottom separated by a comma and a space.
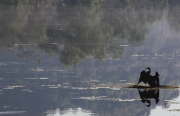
0, 0, 180, 116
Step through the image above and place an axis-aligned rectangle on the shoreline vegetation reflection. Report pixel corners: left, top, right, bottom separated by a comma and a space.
0, 0, 179, 66
0, 0, 180, 116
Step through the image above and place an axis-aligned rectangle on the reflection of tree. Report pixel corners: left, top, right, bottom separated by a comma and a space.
38, 43, 59, 56
1, 0, 180, 85
0, 0, 53, 45
0, 0, 179, 66
49, 0, 155, 65
167, 0, 180, 31
60, 45, 86, 66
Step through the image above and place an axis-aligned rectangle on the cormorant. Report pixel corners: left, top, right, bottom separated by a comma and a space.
137, 67, 151, 85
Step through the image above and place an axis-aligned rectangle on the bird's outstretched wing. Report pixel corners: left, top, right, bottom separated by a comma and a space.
137, 70, 148, 85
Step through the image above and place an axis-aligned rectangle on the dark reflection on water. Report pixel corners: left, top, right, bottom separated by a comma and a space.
138, 89, 159, 107
0, 0, 180, 116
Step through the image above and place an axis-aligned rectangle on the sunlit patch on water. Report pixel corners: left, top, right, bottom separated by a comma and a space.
39, 77, 49, 80
86, 80, 99, 83
113, 59, 121, 60
25, 77, 49, 80
40, 83, 123, 90
31, 68, 44, 72
73, 96, 137, 102
41, 84, 61, 87
72, 87, 88, 90
165, 100, 180, 104
88, 84, 122, 90
119, 80, 126, 81
150, 91, 180, 116
3, 106, 11, 109
62, 76, 70, 77
49, 86, 59, 89
0, 111, 26, 115
45, 108, 95, 116
3, 87, 14, 90
0, 62, 23, 66
25, 78, 38, 80
63, 83, 69, 85
21, 89, 33, 92
41, 84, 61, 89
142, 58, 149, 59
163, 57, 173, 60
3, 85, 25, 90
57, 70, 67, 72
131, 53, 174, 60
14, 44, 31, 46
119, 45, 129, 47
131, 54, 149, 57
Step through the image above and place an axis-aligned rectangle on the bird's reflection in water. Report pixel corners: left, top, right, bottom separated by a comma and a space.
138, 89, 159, 107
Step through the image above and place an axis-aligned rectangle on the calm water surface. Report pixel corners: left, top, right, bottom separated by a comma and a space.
0, 0, 180, 116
